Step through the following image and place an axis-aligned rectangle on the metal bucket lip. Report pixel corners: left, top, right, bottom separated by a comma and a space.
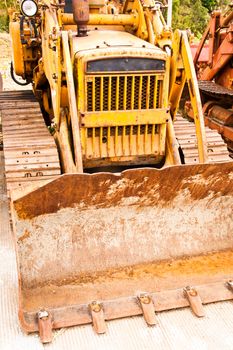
19, 278, 233, 334
11, 161, 233, 219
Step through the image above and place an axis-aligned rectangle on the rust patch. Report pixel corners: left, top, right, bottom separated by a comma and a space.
18, 229, 30, 242
21, 249, 233, 311
38, 250, 233, 287
12, 162, 233, 220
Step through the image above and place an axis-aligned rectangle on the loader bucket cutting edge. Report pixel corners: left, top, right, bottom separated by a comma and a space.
11, 162, 233, 333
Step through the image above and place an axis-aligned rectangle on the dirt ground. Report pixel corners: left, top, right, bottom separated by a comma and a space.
0, 32, 30, 91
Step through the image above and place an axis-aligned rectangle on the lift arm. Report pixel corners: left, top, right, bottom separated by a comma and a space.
169, 30, 208, 163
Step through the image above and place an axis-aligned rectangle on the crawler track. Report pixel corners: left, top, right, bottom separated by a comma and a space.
0, 90, 61, 194
174, 115, 230, 164
198, 80, 233, 102
198, 80, 233, 156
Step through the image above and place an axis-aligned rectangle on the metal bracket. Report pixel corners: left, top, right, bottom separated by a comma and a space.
184, 286, 205, 317
138, 293, 158, 325
89, 301, 107, 334
37, 310, 53, 343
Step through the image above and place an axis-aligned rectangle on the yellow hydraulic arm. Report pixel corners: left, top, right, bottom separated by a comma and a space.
169, 30, 208, 163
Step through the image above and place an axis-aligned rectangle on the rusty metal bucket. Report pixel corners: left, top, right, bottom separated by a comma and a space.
11, 162, 233, 341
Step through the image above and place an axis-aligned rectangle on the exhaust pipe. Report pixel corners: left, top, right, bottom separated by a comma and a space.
72, 0, 89, 37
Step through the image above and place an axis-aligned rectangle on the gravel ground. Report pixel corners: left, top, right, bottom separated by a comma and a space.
0, 32, 30, 91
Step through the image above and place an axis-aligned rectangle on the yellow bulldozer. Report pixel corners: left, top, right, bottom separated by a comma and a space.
1, 0, 233, 343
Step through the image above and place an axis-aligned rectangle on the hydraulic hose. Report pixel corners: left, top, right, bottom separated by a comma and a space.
10, 62, 30, 86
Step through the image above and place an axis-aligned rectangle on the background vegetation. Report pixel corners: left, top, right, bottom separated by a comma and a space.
172, 0, 229, 38
0, 0, 230, 35
0, 0, 18, 32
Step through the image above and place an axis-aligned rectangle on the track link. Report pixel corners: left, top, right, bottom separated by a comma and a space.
0, 90, 61, 193
174, 115, 230, 164
197, 80, 233, 156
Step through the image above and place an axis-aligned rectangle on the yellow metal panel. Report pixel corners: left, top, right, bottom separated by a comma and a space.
129, 125, 133, 155
161, 57, 170, 108
159, 123, 166, 155
115, 126, 118, 156
74, 46, 168, 166
144, 124, 148, 153
151, 124, 155, 154
81, 128, 86, 156
99, 127, 103, 157
9, 22, 25, 76
83, 125, 162, 161
61, 13, 139, 27
81, 109, 168, 127
107, 127, 111, 156
137, 125, 140, 154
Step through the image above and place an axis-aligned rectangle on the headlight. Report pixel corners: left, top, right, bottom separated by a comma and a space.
20, 0, 38, 17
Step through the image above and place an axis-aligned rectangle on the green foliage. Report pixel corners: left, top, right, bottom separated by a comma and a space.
201, 0, 229, 12
0, 12, 8, 32
0, 0, 18, 32
172, 0, 209, 38
201, 0, 217, 12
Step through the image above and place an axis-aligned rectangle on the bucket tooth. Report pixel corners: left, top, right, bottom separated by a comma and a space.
138, 293, 158, 326
184, 286, 205, 317
37, 310, 53, 343
89, 301, 107, 334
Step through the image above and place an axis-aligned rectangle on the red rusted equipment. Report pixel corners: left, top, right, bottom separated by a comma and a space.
189, 4, 233, 156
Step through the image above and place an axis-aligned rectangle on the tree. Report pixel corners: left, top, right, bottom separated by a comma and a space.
172, 0, 209, 38
201, 0, 229, 12
0, 0, 18, 31
201, 0, 217, 12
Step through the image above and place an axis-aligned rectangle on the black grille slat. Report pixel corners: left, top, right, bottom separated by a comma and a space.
134, 76, 140, 110
141, 76, 148, 109
86, 125, 158, 138
126, 76, 132, 110
111, 77, 117, 110
156, 80, 161, 108
87, 82, 93, 112
149, 76, 155, 109
86, 75, 162, 112
103, 77, 109, 111
119, 77, 125, 110
95, 77, 101, 111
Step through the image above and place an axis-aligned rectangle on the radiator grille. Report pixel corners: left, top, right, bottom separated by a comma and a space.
83, 124, 161, 160
86, 75, 163, 112
86, 125, 159, 138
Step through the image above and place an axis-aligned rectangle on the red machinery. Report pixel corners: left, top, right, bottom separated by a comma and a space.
187, 4, 233, 156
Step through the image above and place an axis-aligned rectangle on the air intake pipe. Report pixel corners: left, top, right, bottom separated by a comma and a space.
72, 0, 89, 37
